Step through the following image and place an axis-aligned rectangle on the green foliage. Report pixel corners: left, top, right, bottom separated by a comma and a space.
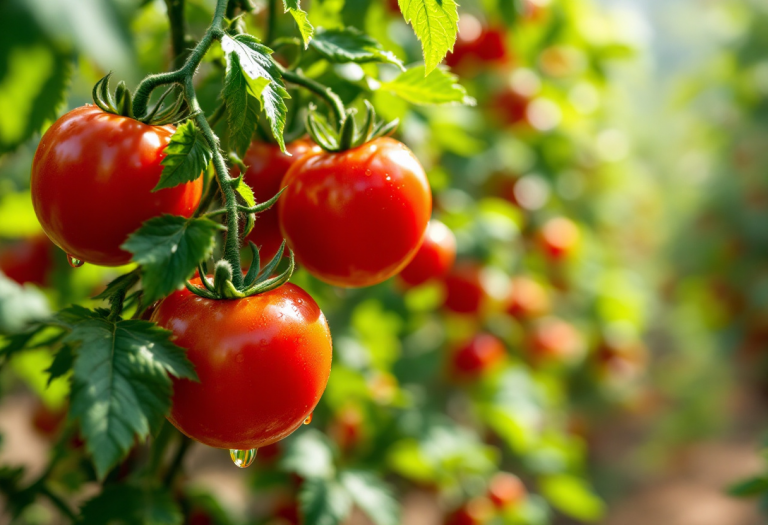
380, 66, 474, 105
339, 470, 400, 525
397, 0, 459, 74
299, 478, 353, 525
311, 28, 404, 70
283, 0, 315, 47
154, 121, 213, 191
80, 484, 183, 525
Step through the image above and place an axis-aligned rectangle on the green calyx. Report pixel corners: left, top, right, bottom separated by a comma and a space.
185, 241, 295, 300
306, 100, 399, 152
92, 73, 191, 126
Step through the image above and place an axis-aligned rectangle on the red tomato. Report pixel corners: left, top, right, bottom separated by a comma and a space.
445, 498, 494, 525
445, 14, 508, 70
398, 220, 456, 287
240, 140, 319, 262
506, 276, 550, 319
528, 317, 583, 363
538, 217, 579, 260
494, 89, 532, 126
451, 333, 506, 378
443, 263, 486, 314
31, 401, 66, 438
278, 137, 431, 288
488, 472, 526, 508
151, 280, 332, 449
31, 105, 203, 267
0, 235, 53, 286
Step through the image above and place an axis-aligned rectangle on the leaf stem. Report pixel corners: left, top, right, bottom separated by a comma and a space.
163, 435, 192, 487
280, 68, 346, 125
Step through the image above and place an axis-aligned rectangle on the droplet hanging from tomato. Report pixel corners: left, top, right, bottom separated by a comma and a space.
304, 413, 313, 425
66, 254, 84, 268
229, 448, 258, 468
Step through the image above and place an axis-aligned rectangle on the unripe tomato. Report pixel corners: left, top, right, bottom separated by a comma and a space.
527, 317, 583, 363
445, 497, 494, 525
538, 217, 579, 260
398, 220, 456, 287
151, 280, 332, 449
279, 137, 431, 288
443, 263, 487, 314
488, 472, 526, 508
451, 333, 506, 379
240, 140, 319, 262
505, 276, 550, 319
0, 235, 53, 286
31, 105, 203, 267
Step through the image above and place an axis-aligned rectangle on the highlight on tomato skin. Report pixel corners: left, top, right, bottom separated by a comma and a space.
0, 234, 53, 287
30, 105, 203, 267
278, 137, 432, 288
238, 139, 319, 262
451, 333, 507, 379
398, 219, 457, 288
151, 280, 333, 450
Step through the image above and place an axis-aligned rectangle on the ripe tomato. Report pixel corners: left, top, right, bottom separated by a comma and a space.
445, 498, 494, 525
488, 472, 526, 508
451, 333, 506, 379
538, 217, 579, 260
506, 276, 550, 319
494, 89, 532, 126
443, 263, 486, 314
0, 235, 53, 286
527, 317, 583, 363
240, 140, 319, 262
31, 105, 203, 267
278, 137, 431, 288
398, 220, 456, 287
445, 14, 508, 70
151, 280, 332, 449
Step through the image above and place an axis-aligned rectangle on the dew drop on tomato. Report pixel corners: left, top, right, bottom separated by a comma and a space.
230, 448, 258, 468
304, 413, 313, 425
66, 254, 84, 268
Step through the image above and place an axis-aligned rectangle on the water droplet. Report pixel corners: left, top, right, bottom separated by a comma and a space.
67, 255, 84, 268
304, 413, 313, 425
230, 448, 258, 468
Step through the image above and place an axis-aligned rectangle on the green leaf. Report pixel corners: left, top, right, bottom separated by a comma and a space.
280, 429, 335, 479
380, 66, 474, 105
0, 325, 44, 359
299, 478, 353, 525
283, 0, 315, 47
46, 343, 74, 385
221, 34, 290, 152
729, 477, 768, 497
223, 52, 261, 157
63, 307, 197, 479
231, 176, 256, 208
310, 28, 404, 70
539, 474, 605, 522
122, 215, 223, 303
339, 470, 400, 525
398, 0, 459, 74
80, 484, 183, 525
154, 120, 212, 191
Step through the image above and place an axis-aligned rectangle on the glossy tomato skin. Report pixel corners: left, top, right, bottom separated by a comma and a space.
398, 220, 456, 287
452, 333, 506, 379
241, 140, 319, 262
31, 105, 203, 267
151, 281, 332, 449
279, 137, 431, 288
0, 235, 53, 286
443, 263, 486, 314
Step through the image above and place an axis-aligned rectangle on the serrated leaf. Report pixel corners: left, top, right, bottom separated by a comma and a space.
154, 121, 212, 191
80, 484, 183, 525
221, 34, 289, 152
283, 0, 314, 47
232, 177, 256, 208
0, 325, 44, 359
398, 0, 459, 74
223, 52, 261, 156
280, 429, 335, 479
64, 310, 196, 479
380, 66, 474, 105
339, 470, 400, 525
310, 28, 404, 70
299, 478, 352, 525
122, 215, 222, 303
46, 343, 74, 385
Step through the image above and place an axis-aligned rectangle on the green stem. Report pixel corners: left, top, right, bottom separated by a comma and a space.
163, 435, 192, 487
165, 0, 188, 68
267, 0, 278, 46
207, 101, 227, 128
280, 68, 346, 125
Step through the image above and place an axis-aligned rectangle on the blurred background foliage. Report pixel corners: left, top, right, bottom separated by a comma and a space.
1, 0, 768, 523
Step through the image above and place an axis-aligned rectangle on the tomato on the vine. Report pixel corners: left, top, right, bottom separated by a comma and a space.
240, 139, 319, 261
538, 216, 579, 260
505, 276, 550, 319
278, 137, 432, 288
445, 497, 494, 525
31, 105, 203, 267
443, 263, 487, 314
445, 14, 508, 71
527, 317, 583, 363
451, 333, 506, 379
398, 219, 456, 287
0, 234, 53, 286
151, 280, 332, 449
488, 472, 526, 508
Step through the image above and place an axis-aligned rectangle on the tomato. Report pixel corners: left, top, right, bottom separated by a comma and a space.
445, 14, 508, 71
494, 89, 531, 126
31, 401, 66, 438
0, 234, 53, 286
488, 472, 525, 508
278, 137, 431, 288
451, 333, 506, 379
445, 498, 494, 525
506, 276, 550, 319
527, 317, 583, 363
31, 105, 203, 267
151, 280, 332, 449
538, 217, 579, 259
240, 140, 319, 262
329, 405, 364, 451
443, 263, 486, 314
398, 220, 456, 287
